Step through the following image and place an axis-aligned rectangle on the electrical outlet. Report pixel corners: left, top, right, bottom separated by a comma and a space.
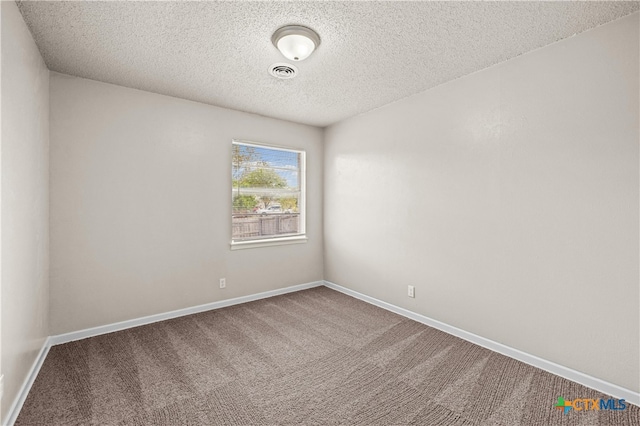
408, 285, 415, 298
219, 278, 226, 289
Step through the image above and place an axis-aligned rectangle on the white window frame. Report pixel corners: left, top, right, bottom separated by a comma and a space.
230, 139, 307, 250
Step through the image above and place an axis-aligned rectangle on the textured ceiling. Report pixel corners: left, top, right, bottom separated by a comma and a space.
16, 1, 640, 127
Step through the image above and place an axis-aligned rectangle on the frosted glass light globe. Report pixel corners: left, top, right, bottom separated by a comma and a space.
277, 34, 316, 61
272, 25, 320, 62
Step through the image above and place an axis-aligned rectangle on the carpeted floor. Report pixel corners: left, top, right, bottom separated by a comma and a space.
16, 286, 639, 425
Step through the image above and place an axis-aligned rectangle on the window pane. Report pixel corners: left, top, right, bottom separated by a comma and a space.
232, 141, 304, 242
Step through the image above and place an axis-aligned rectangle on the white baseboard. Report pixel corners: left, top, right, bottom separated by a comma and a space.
323, 280, 639, 407
5, 281, 322, 426
6, 278, 637, 426
50, 281, 323, 345
4, 337, 52, 426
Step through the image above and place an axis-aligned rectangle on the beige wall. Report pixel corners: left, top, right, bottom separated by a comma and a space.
0, 0, 3, 416
49, 73, 324, 335
1, 1, 50, 422
324, 13, 639, 392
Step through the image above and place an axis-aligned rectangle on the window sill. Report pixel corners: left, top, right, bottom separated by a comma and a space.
230, 235, 308, 250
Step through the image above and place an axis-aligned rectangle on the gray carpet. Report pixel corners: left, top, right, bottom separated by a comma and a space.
16, 286, 639, 425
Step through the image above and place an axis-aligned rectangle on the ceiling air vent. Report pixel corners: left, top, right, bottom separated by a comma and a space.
269, 63, 298, 79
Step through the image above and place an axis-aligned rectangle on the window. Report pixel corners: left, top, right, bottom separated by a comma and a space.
231, 140, 306, 248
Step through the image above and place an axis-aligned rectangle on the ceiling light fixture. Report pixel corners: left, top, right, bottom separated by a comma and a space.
272, 25, 320, 62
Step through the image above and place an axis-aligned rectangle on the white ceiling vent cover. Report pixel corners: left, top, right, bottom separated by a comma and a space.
269, 63, 298, 79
